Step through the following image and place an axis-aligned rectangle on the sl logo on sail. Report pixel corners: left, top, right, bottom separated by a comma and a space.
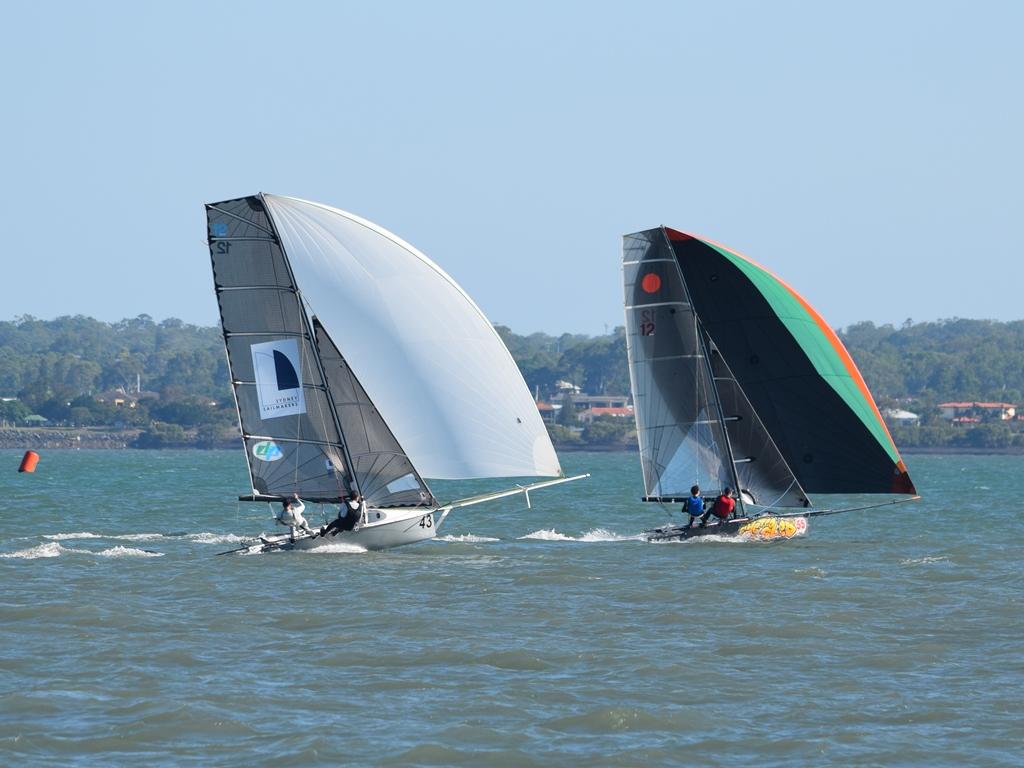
251, 339, 307, 419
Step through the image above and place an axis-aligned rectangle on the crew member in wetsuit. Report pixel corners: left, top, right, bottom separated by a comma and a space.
699, 486, 736, 528
320, 493, 364, 537
682, 485, 704, 528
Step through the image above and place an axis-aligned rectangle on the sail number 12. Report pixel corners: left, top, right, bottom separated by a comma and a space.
640, 309, 656, 336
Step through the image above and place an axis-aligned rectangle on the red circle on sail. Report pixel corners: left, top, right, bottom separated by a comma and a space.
641, 273, 662, 293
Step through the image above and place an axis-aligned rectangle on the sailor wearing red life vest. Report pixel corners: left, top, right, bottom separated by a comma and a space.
698, 486, 736, 528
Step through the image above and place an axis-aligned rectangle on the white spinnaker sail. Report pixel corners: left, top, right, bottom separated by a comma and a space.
262, 194, 561, 480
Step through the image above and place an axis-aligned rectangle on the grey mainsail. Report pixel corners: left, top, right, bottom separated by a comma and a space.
313, 318, 436, 508
206, 195, 354, 502
623, 228, 736, 500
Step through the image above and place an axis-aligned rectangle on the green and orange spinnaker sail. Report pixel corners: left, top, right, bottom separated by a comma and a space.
625, 226, 915, 498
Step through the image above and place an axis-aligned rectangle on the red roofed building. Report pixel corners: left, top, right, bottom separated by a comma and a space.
577, 405, 634, 423
535, 401, 558, 424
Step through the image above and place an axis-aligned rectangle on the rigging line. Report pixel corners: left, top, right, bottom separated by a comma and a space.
327, 327, 431, 502
755, 495, 921, 519
744, 480, 800, 513
340, 347, 378, 494
308, 314, 350, 502
657, 497, 676, 522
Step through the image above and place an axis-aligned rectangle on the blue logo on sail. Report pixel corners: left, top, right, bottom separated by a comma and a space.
252, 440, 283, 462
211, 222, 228, 237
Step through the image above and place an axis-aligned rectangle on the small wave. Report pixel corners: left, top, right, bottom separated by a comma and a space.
301, 542, 366, 554
436, 534, 500, 543
1, 542, 90, 559
544, 706, 669, 733
794, 566, 828, 578
519, 528, 639, 542
185, 532, 250, 545
650, 533, 749, 545
579, 528, 642, 542
900, 555, 949, 566
519, 528, 575, 541
44, 531, 166, 542
95, 546, 164, 558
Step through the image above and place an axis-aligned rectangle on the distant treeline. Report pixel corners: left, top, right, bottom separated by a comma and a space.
2, 314, 1024, 449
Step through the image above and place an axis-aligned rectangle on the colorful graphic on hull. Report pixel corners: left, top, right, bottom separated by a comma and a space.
738, 516, 808, 541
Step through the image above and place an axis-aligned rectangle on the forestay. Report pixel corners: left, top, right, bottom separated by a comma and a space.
262, 194, 561, 480
313, 318, 436, 508
705, 334, 809, 508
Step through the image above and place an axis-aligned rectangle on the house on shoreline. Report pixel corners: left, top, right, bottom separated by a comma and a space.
938, 401, 1016, 422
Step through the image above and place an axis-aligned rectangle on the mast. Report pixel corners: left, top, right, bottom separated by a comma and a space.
658, 227, 744, 513
694, 316, 744, 514
258, 193, 363, 501
693, 318, 742, 511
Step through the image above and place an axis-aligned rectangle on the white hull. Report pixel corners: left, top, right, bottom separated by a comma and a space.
232, 507, 438, 554
219, 475, 589, 556
317, 506, 438, 550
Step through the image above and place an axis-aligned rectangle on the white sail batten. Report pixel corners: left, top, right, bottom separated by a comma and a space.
262, 194, 561, 480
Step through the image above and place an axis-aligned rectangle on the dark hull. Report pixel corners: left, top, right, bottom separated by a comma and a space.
644, 518, 751, 542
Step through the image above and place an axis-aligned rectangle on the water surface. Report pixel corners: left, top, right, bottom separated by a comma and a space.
0, 450, 1019, 766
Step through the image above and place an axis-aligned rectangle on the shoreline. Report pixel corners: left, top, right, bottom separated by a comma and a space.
1, 428, 1022, 456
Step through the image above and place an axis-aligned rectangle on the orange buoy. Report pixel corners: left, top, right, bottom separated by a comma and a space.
18, 450, 39, 473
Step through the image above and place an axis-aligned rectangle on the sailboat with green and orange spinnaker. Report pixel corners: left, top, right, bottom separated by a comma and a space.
622, 227, 917, 542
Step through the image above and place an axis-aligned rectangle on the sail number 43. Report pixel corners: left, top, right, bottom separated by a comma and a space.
419, 515, 433, 529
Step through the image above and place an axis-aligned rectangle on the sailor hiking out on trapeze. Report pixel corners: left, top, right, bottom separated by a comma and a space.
320, 493, 364, 537
275, 493, 313, 539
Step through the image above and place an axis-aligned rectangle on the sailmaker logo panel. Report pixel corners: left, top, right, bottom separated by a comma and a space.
251, 339, 307, 420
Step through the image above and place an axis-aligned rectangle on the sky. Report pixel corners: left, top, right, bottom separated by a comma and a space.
1, 1, 1021, 336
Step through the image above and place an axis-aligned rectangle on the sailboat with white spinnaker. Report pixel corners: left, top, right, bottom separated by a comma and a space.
205, 194, 585, 553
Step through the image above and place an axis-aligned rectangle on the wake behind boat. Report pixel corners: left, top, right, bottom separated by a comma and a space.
621, 227, 918, 541
206, 194, 584, 553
